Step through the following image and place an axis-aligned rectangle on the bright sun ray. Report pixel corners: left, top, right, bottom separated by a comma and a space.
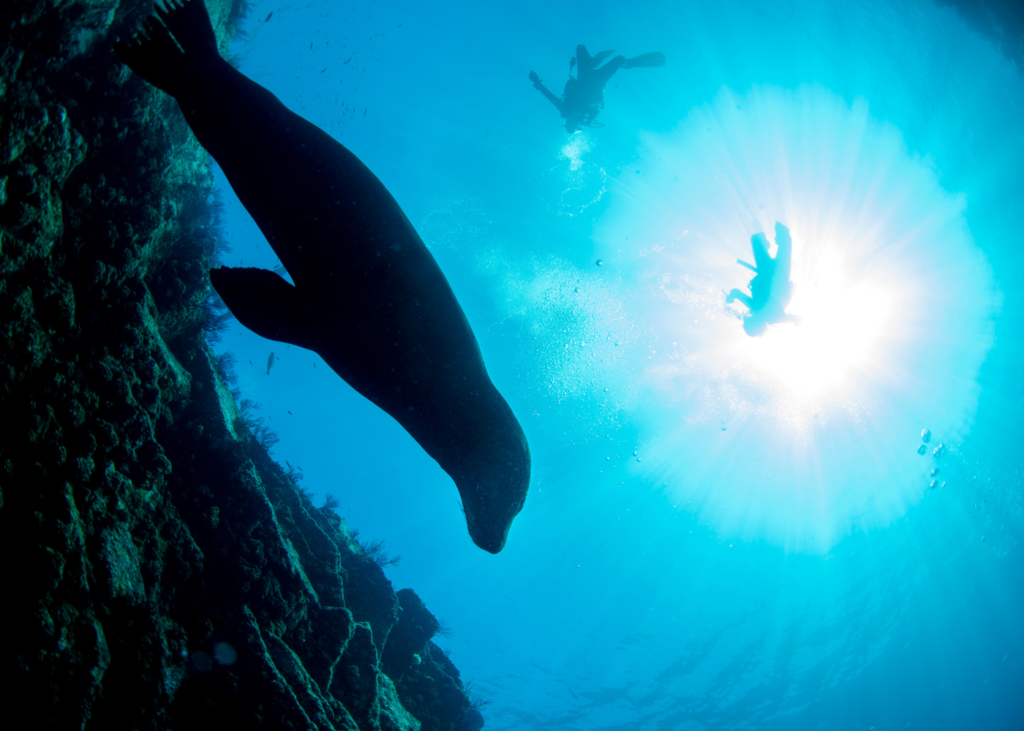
590, 85, 997, 551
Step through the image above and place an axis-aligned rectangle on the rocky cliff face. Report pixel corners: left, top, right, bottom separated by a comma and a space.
0, 2, 477, 728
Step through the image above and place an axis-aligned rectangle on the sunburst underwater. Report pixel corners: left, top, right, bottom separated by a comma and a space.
582, 85, 998, 552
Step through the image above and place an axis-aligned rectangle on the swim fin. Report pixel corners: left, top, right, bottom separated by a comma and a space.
591, 49, 616, 66
114, 0, 218, 97
622, 51, 666, 69
210, 267, 316, 349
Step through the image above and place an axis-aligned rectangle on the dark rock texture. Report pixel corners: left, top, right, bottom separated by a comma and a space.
0, 1, 476, 728
383, 589, 441, 681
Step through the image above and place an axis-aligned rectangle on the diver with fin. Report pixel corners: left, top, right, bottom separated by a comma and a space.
529, 45, 666, 132
115, 0, 530, 553
725, 222, 801, 336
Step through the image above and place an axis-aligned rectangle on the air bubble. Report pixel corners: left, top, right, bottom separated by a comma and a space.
213, 642, 237, 666
917, 444, 927, 455
921, 428, 931, 443
933, 443, 945, 458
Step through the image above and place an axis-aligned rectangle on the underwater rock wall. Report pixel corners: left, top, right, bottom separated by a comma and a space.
0, 1, 475, 728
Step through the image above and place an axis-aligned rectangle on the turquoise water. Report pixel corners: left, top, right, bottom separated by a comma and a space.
213, 0, 1024, 728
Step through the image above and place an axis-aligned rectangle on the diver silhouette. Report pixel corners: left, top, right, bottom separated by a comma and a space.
529, 45, 665, 132
725, 222, 801, 337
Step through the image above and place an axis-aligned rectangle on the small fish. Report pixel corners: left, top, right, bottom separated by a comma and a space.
287, 410, 292, 415
363, 108, 367, 116
264, 11, 273, 21
321, 68, 327, 73
344, 57, 351, 64
266, 352, 275, 375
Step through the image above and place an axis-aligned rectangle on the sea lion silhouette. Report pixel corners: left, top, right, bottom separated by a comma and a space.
115, 0, 530, 553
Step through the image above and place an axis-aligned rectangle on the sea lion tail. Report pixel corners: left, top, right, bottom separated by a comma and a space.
114, 0, 219, 97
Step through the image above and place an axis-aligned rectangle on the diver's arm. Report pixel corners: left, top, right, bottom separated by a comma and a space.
538, 84, 565, 112
530, 72, 564, 113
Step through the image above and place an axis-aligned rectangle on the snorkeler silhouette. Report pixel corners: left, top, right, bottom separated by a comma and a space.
725, 222, 801, 337
115, 0, 530, 553
529, 45, 665, 132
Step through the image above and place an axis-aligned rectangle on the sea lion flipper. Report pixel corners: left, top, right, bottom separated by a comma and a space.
155, 0, 219, 57
210, 267, 315, 349
114, 0, 218, 97
114, 17, 188, 96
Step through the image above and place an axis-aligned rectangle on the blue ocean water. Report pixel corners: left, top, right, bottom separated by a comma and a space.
212, 0, 1024, 728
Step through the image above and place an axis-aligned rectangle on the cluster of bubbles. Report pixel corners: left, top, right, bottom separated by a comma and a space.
556, 133, 608, 217
917, 428, 947, 489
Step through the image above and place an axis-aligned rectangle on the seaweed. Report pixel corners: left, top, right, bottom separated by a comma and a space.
360, 537, 401, 569
464, 681, 492, 712
321, 492, 341, 514
251, 422, 280, 451
283, 460, 304, 484
436, 617, 453, 640
212, 350, 237, 384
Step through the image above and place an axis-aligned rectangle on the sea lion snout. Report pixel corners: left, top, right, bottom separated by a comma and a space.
456, 437, 531, 554
468, 517, 509, 555
462, 482, 525, 554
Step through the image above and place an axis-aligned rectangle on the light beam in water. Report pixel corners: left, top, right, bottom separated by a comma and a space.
592, 85, 996, 551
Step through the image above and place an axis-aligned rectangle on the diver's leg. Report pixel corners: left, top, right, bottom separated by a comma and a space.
576, 44, 596, 84
622, 51, 667, 69
750, 232, 773, 273
577, 44, 594, 71
593, 56, 626, 88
